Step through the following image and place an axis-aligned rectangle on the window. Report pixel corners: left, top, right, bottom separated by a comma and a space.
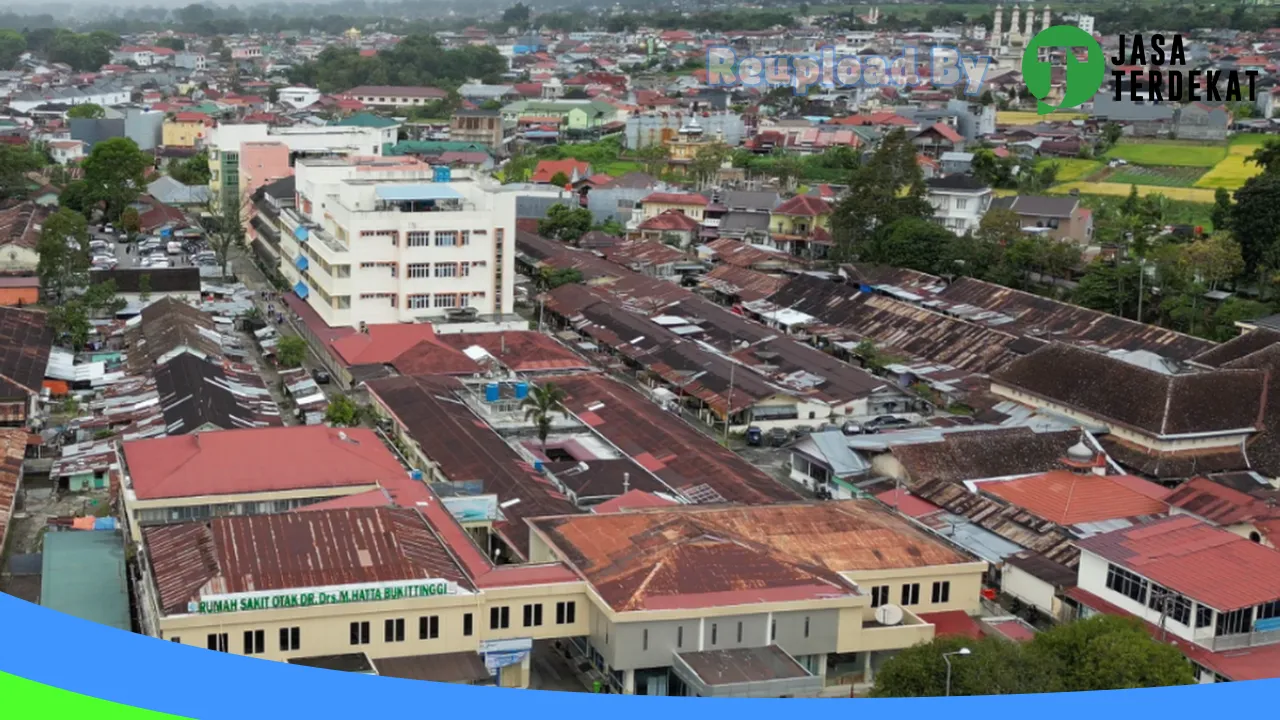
350, 621, 370, 646
1257, 599, 1280, 623
1148, 583, 1191, 626
523, 603, 543, 627
490, 606, 510, 630
463, 613, 474, 637
770, 619, 776, 641
804, 616, 810, 638
956, 199, 968, 210
1217, 607, 1253, 637
676, 626, 683, 648
242, 630, 265, 655
555, 601, 576, 625
407, 263, 430, 278
460, 262, 471, 277
711, 623, 717, 645
901, 583, 921, 606
418, 615, 441, 640
460, 230, 471, 246
407, 231, 431, 247
736, 622, 743, 643
435, 231, 459, 247
434, 293, 458, 308
871, 585, 890, 608
279, 627, 301, 652
207, 633, 228, 652
642, 628, 649, 651
931, 581, 951, 604
407, 294, 430, 309
1196, 605, 1214, 629
385, 618, 405, 642
359, 292, 396, 306
170, 637, 181, 644
434, 262, 458, 278
1105, 564, 1149, 605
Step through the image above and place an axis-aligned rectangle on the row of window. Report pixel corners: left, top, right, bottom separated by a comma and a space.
200, 627, 301, 655
406, 230, 473, 248
405, 262, 484, 279
406, 292, 485, 310
489, 601, 577, 630
868, 581, 950, 608
1105, 562, 1280, 636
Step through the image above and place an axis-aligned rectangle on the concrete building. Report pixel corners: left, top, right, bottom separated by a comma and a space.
202, 123, 386, 207
990, 194, 1094, 244
450, 110, 515, 155
273, 156, 517, 327
173, 52, 206, 71
626, 112, 746, 150
278, 86, 322, 110
924, 175, 992, 234
340, 85, 449, 108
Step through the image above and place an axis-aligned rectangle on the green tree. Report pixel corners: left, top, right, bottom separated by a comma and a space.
205, 190, 247, 279
687, 141, 732, 188
49, 280, 124, 349
870, 635, 1052, 697
325, 395, 360, 426
155, 37, 185, 52
1231, 170, 1280, 273
1181, 232, 1244, 291
58, 180, 95, 218
549, 171, 571, 187
66, 103, 106, 119
82, 137, 151, 221
138, 273, 152, 303
1100, 122, 1124, 151
1025, 615, 1194, 691
537, 266, 584, 291
864, 217, 954, 273
1074, 259, 1150, 320
521, 382, 568, 450
276, 335, 307, 368
831, 128, 932, 261
0, 29, 27, 69
1248, 139, 1280, 174
538, 204, 594, 244
502, 2, 532, 27
36, 208, 91, 303
1208, 298, 1272, 341
634, 143, 670, 176
120, 207, 141, 238
1211, 187, 1232, 232
170, 149, 212, 186
0, 143, 46, 201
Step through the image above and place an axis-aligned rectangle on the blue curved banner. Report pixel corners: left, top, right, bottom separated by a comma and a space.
0, 592, 1262, 717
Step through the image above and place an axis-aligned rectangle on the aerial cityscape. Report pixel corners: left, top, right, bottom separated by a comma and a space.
5, 0, 1280, 698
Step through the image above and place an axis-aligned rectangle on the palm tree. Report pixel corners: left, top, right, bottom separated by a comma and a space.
522, 382, 569, 450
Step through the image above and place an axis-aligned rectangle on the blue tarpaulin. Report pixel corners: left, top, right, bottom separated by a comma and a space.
294, 282, 309, 299
295, 255, 309, 271
93, 518, 116, 531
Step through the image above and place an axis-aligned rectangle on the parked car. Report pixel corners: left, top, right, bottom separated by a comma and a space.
841, 421, 863, 436
866, 415, 913, 431
311, 368, 331, 385
768, 427, 790, 447
746, 426, 763, 446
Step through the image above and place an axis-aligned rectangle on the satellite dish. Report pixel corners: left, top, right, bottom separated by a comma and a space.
875, 604, 904, 626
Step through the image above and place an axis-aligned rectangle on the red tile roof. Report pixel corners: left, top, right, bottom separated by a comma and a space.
388, 339, 482, 376
640, 192, 708, 206
918, 610, 984, 640
773, 194, 832, 217
293, 488, 393, 512
1076, 516, 1280, 611
985, 618, 1038, 642
531, 159, 590, 184
637, 210, 701, 232
1163, 476, 1280, 526
435, 331, 591, 373
143, 507, 473, 615
592, 489, 679, 513
876, 488, 943, 519
980, 471, 1169, 526
123, 426, 407, 500
532, 501, 971, 612
925, 122, 964, 143
330, 323, 440, 366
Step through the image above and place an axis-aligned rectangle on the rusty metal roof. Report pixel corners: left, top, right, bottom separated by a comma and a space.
891, 427, 1080, 485
143, 507, 474, 615
532, 501, 973, 611
0, 429, 25, 555
0, 306, 52, 402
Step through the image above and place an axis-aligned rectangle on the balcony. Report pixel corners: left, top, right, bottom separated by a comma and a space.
1201, 627, 1280, 652
857, 606, 934, 652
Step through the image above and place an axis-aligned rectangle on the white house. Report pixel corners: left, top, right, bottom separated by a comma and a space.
277, 86, 322, 110
1070, 515, 1280, 684
111, 46, 156, 67
925, 175, 992, 234
47, 139, 87, 165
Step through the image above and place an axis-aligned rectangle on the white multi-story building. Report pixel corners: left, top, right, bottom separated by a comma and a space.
173, 52, 207, 71
925, 175, 993, 235
277, 86, 322, 110
1064, 13, 1095, 34
274, 156, 518, 328
1070, 515, 1280, 684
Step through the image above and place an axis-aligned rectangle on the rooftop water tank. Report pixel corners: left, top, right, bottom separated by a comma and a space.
484, 383, 500, 402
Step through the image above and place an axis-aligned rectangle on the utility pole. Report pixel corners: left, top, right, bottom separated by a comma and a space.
723, 353, 736, 446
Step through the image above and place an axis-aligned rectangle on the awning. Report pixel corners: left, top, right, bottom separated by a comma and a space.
294, 281, 309, 299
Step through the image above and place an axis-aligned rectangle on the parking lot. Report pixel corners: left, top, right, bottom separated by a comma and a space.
89, 225, 214, 272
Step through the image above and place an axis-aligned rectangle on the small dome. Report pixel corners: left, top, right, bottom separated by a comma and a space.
1066, 440, 1094, 462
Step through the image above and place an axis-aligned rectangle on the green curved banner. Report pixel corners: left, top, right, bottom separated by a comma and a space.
0, 671, 189, 718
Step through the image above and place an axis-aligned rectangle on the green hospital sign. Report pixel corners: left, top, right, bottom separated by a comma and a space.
187, 580, 456, 616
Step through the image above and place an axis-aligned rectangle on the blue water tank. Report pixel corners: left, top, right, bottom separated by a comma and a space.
533, 460, 544, 472
294, 226, 309, 242
484, 383, 500, 402
410, 469, 424, 481
514, 382, 529, 400
433, 166, 452, 183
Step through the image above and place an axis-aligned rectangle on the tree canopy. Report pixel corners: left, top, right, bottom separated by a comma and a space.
82, 137, 152, 221
871, 615, 1194, 697
288, 35, 507, 94
66, 103, 105, 119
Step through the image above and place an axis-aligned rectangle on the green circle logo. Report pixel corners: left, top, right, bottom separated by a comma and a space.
1022, 25, 1105, 115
